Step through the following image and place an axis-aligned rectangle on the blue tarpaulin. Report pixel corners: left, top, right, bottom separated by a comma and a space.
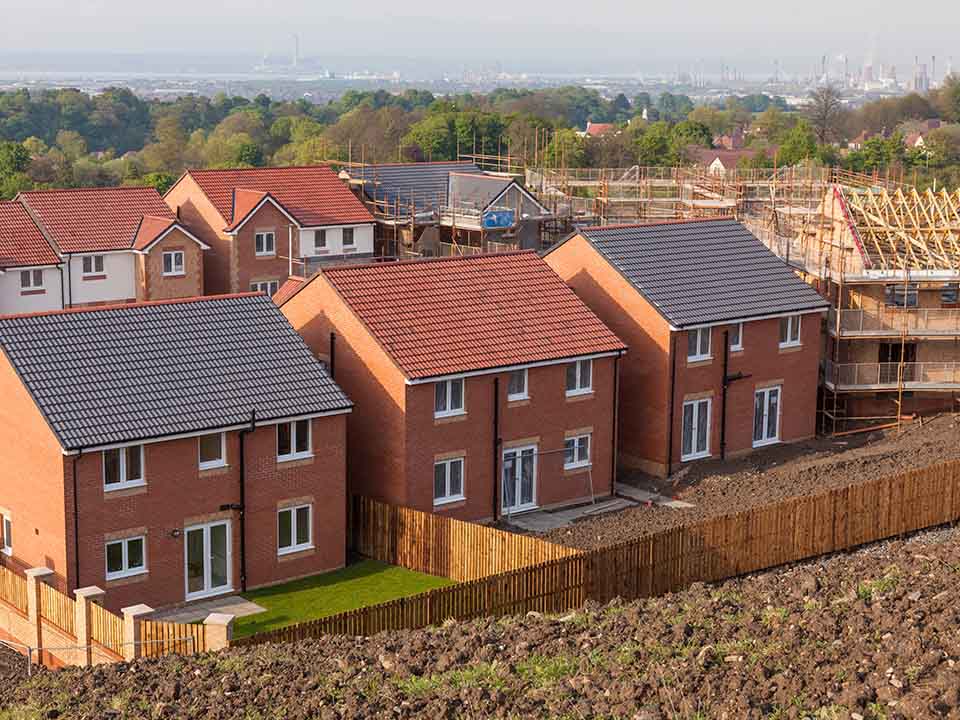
482, 210, 515, 229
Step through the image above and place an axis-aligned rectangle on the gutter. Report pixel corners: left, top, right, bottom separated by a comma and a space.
719, 330, 750, 460
228, 409, 256, 593
611, 354, 620, 493
71, 448, 83, 591
665, 334, 677, 477
492, 377, 501, 522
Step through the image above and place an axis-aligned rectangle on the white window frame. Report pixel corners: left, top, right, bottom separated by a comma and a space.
102, 445, 145, 492
779, 315, 802, 348
250, 280, 280, 296
162, 250, 185, 277
254, 231, 276, 257
729, 323, 744, 352
276, 419, 312, 462
1, 514, 11, 556
314, 229, 328, 254
19, 269, 44, 291
342, 227, 356, 250
507, 368, 528, 401
687, 327, 712, 361
434, 378, 466, 418
81, 255, 105, 278
277, 504, 313, 555
681, 398, 711, 461
565, 359, 592, 397
105, 536, 147, 581
198, 432, 227, 470
753, 386, 782, 448
433, 457, 465, 506
564, 434, 591, 470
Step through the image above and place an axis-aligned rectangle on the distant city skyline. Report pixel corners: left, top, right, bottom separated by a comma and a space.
1, 0, 957, 78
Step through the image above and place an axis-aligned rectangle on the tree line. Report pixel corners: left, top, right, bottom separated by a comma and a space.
1, 78, 960, 199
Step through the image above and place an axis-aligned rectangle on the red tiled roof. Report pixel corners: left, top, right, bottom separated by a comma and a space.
183, 166, 374, 230
0, 201, 59, 268
272, 275, 306, 305
321, 252, 626, 379
132, 215, 177, 251
585, 122, 616, 137
18, 187, 176, 253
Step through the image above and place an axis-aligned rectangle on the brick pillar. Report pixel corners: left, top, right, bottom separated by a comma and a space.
73, 586, 105, 667
120, 604, 153, 662
203, 613, 235, 652
24, 567, 54, 660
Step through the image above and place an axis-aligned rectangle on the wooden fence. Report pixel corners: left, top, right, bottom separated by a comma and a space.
139, 619, 207, 657
0, 565, 27, 615
235, 459, 960, 648
89, 602, 124, 657
39, 582, 75, 637
352, 495, 580, 581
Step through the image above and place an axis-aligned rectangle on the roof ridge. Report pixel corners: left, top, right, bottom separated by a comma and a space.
18, 186, 161, 196
187, 164, 336, 174
0, 292, 263, 321
352, 161, 478, 169
324, 249, 537, 275
581, 216, 736, 232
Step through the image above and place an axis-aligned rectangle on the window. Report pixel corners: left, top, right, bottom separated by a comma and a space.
162, 251, 185, 276
342, 228, 355, 248
20, 269, 43, 291
433, 458, 465, 505
254, 231, 276, 256
942, 283, 959, 305
681, 398, 711, 461
105, 536, 146, 580
729, 323, 743, 351
564, 434, 591, 470
565, 359, 592, 396
81, 255, 104, 277
198, 432, 226, 470
103, 445, 144, 491
1, 514, 11, 556
277, 419, 311, 461
250, 280, 280, 296
753, 386, 781, 447
884, 283, 918, 308
507, 369, 528, 401
779, 315, 802, 348
687, 328, 711, 361
314, 229, 327, 253
277, 504, 313, 555
434, 378, 465, 417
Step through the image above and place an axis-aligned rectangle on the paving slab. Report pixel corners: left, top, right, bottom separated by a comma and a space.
505, 497, 636, 532
615, 482, 695, 508
151, 595, 266, 624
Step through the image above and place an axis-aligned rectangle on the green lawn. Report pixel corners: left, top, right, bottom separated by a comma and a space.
233, 559, 453, 638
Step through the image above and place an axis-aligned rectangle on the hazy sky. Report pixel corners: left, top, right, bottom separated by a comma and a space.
2, 0, 958, 74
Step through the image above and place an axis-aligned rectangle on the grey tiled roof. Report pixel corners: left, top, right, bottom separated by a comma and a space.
0, 294, 352, 450
448, 173, 512, 210
352, 162, 482, 211
575, 219, 829, 328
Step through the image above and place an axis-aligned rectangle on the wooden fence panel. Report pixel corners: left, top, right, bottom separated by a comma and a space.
139, 619, 207, 657
39, 582, 75, 637
0, 565, 27, 615
89, 603, 123, 657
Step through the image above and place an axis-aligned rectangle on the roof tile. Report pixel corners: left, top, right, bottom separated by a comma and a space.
0, 201, 59, 267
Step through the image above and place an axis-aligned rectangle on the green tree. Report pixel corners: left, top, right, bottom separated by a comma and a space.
778, 120, 818, 165
806, 85, 845, 143
0, 141, 30, 176
635, 122, 675, 166
544, 128, 586, 167
403, 113, 455, 161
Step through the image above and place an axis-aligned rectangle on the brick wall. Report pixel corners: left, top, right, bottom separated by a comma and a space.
232, 204, 299, 295
138, 229, 205, 301
164, 175, 233, 295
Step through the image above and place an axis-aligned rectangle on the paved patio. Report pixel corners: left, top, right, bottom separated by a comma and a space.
504, 497, 637, 532
614, 482, 695, 509
151, 595, 267, 624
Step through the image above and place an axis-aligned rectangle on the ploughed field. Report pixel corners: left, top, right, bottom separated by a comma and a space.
542, 414, 960, 550
3, 525, 960, 719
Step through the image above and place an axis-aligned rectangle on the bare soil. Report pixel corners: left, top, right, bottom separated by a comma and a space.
4, 524, 960, 719
540, 414, 960, 550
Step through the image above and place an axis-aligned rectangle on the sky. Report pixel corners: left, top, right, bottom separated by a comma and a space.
1, 0, 958, 76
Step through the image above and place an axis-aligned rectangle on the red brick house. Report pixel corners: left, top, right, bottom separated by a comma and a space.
545, 218, 828, 477
16, 187, 209, 308
0, 293, 352, 612
279, 252, 626, 522
164, 166, 376, 296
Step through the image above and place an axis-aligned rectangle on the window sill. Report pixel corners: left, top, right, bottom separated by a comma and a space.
565, 388, 592, 398
778, 343, 803, 354
565, 392, 594, 404
20, 289, 46, 296
686, 357, 713, 367
433, 495, 466, 508
106, 569, 148, 583
507, 397, 531, 408
81, 274, 107, 281
277, 453, 314, 465
199, 461, 228, 472
278, 544, 314, 558
162, 272, 186, 278
730, 346, 744, 354
104, 480, 147, 494
752, 438, 781, 449
434, 412, 467, 425
255, 253, 277, 259
507, 394, 529, 403
564, 463, 592, 475
681, 452, 711, 462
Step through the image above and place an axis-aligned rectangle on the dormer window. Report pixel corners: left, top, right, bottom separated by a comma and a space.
162, 251, 185, 276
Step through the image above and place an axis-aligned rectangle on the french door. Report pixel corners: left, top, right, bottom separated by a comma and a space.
502, 445, 537, 513
184, 520, 232, 601
753, 386, 781, 447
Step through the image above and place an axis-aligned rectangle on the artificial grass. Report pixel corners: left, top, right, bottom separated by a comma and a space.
233, 559, 453, 638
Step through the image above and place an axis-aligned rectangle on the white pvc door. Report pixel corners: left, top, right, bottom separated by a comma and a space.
184, 520, 231, 600
502, 446, 537, 513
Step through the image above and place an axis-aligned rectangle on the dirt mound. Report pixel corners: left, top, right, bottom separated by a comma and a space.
5, 525, 960, 719
541, 414, 960, 550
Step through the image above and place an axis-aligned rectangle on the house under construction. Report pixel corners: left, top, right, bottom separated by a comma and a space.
339, 161, 552, 258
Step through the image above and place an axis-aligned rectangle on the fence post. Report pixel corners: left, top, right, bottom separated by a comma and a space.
203, 612, 235, 652
25, 567, 54, 662
73, 586, 105, 667
120, 604, 153, 662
